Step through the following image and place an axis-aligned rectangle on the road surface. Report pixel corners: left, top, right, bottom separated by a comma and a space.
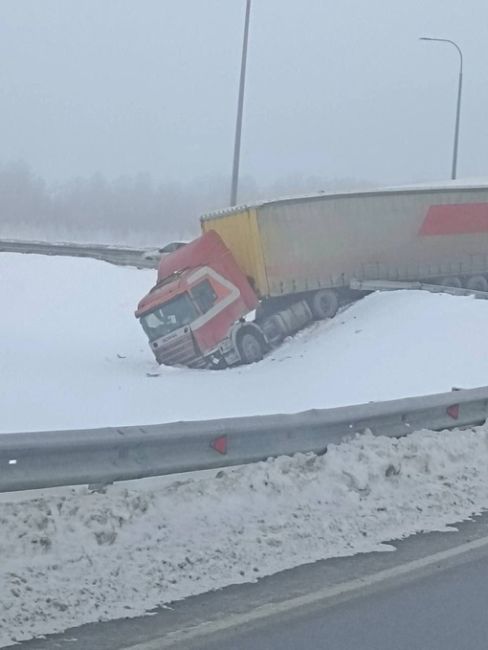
198, 542, 488, 650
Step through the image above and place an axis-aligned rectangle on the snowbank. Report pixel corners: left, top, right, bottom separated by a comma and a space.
2, 252, 488, 433
1, 426, 488, 646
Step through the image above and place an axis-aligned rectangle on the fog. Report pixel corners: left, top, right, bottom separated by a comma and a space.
0, 0, 487, 244
0, 162, 375, 244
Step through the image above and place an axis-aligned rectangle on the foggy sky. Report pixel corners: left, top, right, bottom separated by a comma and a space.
0, 0, 487, 188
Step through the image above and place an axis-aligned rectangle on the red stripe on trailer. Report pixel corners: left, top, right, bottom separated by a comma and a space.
447, 404, 460, 419
419, 203, 488, 236
211, 435, 228, 454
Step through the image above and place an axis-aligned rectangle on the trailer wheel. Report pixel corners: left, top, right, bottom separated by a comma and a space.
466, 275, 488, 292
441, 276, 463, 288
310, 289, 339, 320
262, 315, 286, 346
237, 331, 265, 364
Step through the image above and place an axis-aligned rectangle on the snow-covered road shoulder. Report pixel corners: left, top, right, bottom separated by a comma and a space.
2, 426, 488, 646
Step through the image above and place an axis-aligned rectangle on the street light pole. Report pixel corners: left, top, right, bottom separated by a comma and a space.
420, 37, 463, 180
230, 0, 251, 206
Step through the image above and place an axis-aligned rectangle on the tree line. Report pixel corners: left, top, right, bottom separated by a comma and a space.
0, 161, 371, 246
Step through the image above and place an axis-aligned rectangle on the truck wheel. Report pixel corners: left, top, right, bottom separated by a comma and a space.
262, 315, 285, 346
466, 275, 488, 292
237, 331, 264, 364
440, 276, 462, 288
310, 289, 339, 320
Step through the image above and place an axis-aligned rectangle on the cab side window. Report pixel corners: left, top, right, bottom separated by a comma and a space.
191, 279, 217, 313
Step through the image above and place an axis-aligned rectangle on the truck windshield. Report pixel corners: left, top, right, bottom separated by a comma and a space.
139, 293, 198, 341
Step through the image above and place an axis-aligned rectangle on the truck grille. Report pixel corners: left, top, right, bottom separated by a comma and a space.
153, 329, 207, 368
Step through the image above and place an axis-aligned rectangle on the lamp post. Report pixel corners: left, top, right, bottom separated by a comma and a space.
230, 0, 251, 206
420, 37, 463, 180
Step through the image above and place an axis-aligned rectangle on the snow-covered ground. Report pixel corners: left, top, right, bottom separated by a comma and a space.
2, 252, 488, 433
2, 252, 488, 645
2, 426, 488, 646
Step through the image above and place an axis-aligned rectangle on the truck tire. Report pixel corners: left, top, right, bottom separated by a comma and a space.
440, 276, 462, 288
237, 331, 264, 364
262, 315, 286, 346
310, 289, 339, 320
466, 275, 488, 292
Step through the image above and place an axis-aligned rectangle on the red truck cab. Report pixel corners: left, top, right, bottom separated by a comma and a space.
135, 231, 262, 368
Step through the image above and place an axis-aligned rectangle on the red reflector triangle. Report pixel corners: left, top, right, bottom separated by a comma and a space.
447, 404, 460, 419
211, 435, 228, 455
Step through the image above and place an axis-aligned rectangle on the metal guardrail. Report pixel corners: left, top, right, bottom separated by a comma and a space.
1, 386, 487, 493
350, 279, 488, 300
0, 239, 159, 268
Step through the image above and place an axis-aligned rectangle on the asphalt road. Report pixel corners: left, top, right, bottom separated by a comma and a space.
199, 546, 488, 650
